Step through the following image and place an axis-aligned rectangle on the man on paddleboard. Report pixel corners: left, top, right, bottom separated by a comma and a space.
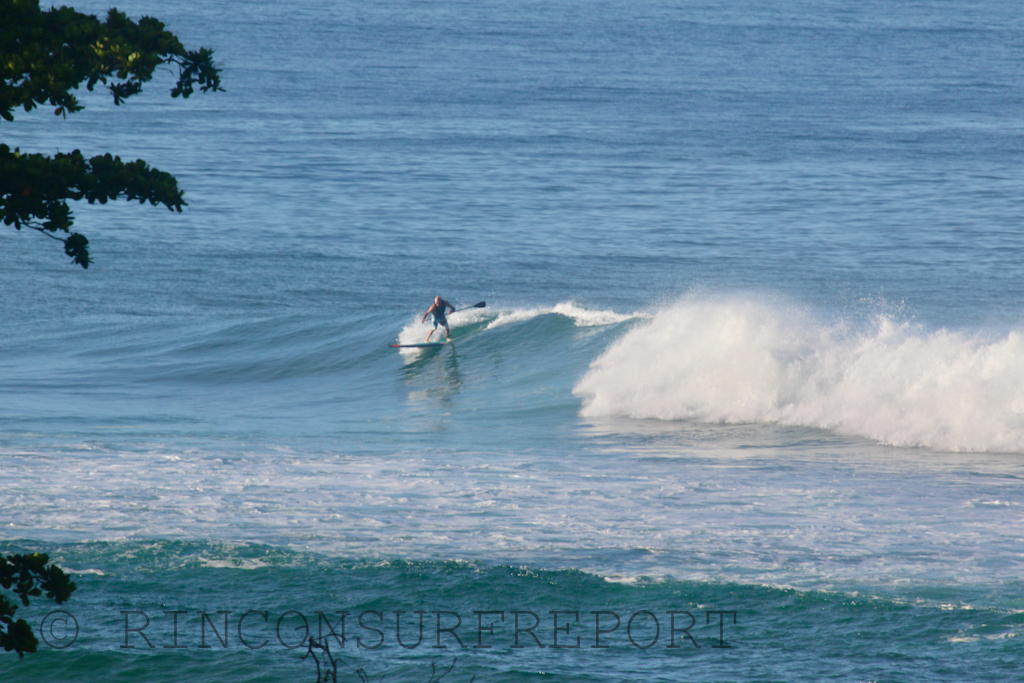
421, 296, 455, 342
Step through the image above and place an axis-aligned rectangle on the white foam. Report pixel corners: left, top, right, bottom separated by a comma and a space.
574, 295, 1024, 453
394, 302, 634, 351
198, 557, 269, 570
485, 302, 635, 330
4, 440, 1024, 593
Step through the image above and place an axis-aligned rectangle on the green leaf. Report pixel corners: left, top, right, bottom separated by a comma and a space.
1, 0, 222, 267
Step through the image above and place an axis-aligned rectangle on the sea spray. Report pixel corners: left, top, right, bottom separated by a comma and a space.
574, 296, 1024, 453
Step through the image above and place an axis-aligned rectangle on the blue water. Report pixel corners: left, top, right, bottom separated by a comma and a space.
3, 0, 1024, 680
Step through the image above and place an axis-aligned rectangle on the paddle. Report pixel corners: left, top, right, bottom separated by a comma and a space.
453, 301, 486, 313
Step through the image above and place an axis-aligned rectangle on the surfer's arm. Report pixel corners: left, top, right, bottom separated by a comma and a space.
421, 303, 437, 322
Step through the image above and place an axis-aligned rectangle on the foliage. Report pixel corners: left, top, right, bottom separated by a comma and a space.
0, 552, 77, 658
0, 0, 222, 267
0, 144, 185, 266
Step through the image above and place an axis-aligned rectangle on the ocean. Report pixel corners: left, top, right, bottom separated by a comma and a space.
3, 0, 1024, 680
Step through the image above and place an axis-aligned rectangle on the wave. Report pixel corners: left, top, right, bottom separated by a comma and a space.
483, 302, 637, 330
3, 539, 1017, 683
393, 301, 635, 352
574, 295, 1024, 453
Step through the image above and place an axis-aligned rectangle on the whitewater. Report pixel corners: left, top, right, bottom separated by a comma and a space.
576, 296, 1024, 453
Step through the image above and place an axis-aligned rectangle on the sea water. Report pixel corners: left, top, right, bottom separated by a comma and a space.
2, 1, 1023, 681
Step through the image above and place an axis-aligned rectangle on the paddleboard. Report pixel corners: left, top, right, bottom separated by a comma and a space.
391, 341, 450, 348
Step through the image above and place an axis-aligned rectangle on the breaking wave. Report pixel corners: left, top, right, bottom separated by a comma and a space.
393, 301, 635, 350
574, 296, 1024, 453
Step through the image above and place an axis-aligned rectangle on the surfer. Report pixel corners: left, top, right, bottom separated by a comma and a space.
421, 296, 455, 342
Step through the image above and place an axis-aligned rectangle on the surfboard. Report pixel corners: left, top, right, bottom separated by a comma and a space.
391, 341, 450, 348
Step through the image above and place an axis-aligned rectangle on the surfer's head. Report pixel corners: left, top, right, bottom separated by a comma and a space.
435, 296, 442, 305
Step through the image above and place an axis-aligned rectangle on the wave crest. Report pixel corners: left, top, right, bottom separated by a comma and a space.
573, 296, 1024, 453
